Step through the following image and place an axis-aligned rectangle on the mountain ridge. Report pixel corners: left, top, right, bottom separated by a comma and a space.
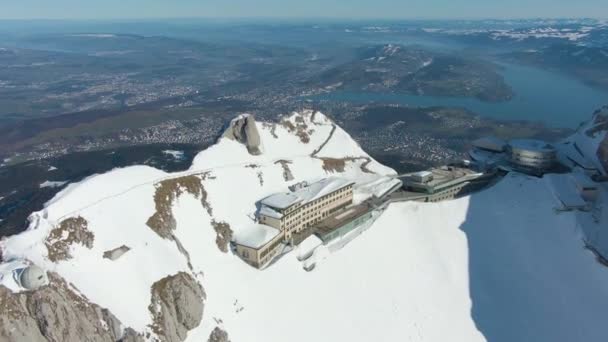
1, 109, 608, 342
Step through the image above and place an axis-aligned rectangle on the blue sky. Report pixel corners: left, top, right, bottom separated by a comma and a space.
2, 0, 607, 20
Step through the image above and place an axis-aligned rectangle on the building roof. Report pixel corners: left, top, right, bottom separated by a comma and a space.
259, 205, 285, 219
472, 136, 507, 152
233, 224, 281, 249
260, 192, 302, 210
260, 177, 355, 211
414, 171, 433, 178
402, 166, 482, 192
509, 139, 555, 153
316, 202, 372, 234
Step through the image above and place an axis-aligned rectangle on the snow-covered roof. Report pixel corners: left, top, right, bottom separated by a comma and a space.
415, 171, 433, 177
259, 206, 283, 219
233, 224, 281, 249
260, 177, 355, 211
260, 192, 302, 210
509, 139, 555, 153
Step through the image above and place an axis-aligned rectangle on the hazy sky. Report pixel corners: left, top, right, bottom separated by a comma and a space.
2, 0, 607, 20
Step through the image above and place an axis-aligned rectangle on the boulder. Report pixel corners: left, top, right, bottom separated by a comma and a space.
222, 115, 262, 155
208, 327, 230, 342
148, 272, 205, 342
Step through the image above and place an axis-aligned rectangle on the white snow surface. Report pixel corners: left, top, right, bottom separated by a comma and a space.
2, 110, 608, 342
295, 235, 322, 260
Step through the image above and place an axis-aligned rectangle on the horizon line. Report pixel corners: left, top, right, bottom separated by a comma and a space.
0, 16, 606, 22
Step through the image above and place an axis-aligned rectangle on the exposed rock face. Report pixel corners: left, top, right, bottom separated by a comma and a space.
591, 107, 608, 174
148, 272, 205, 342
147, 174, 227, 256
321, 158, 346, 173
281, 116, 311, 143
0, 273, 143, 342
222, 114, 262, 155
211, 221, 233, 253
321, 157, 374, 174
208, 327, 230, 342
274, 159, 294, 181
45, 217, 94, 262
147, 175, 210, 240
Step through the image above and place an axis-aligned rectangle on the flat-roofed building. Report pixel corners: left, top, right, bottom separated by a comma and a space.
258, 177, 354, 240
233, 224, 284, 268
401, 166, 489, 202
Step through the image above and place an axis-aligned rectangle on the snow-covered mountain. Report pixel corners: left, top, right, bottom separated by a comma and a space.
2, 110, 608, 342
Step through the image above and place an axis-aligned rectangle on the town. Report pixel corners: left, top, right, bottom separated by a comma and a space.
232, 136, 603, 270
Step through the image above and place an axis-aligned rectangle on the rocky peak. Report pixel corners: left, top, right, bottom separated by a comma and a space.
0, 273, 143, 342
589, 106, 608, 174
221, 114, 262, 155
148, 272, 205, 342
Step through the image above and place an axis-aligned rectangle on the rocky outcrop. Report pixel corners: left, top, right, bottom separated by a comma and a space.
146, 173, 228, 256
211, 221, 233, 253
148, 272, 205, 342
274, 159, 294, 181
147, 175, 210, 240
0, 273, 143, 342
45, 217, 94, 262
208, 327, 230, 342
281, 116, 311, 143
321, 158, 346, 173
590, 107, 608, 174
222, 114, 262, 155
321, 157, 374, 174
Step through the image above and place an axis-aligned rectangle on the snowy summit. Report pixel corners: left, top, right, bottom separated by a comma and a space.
1, 109, 608, 342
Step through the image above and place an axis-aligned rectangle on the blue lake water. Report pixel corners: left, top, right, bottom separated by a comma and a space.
312, 63, 608, 129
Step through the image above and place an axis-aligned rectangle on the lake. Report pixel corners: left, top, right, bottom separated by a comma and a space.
311, 62, 608, 129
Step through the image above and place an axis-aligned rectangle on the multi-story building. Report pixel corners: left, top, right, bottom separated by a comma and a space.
258, 177, 355, 240
233, 177, 355, 268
